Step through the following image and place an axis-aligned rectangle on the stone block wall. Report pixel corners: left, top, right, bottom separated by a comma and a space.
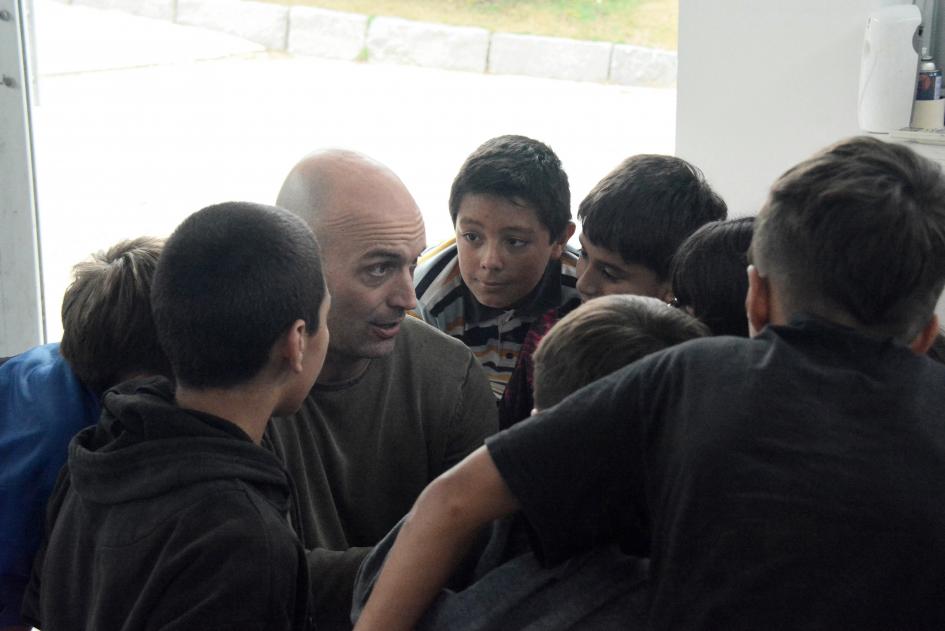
52, 0, 678, 86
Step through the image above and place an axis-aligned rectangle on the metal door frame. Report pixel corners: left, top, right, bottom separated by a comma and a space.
0, 0, 43, 356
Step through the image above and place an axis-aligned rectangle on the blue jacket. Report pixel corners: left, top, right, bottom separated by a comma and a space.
0, 343, 99, 626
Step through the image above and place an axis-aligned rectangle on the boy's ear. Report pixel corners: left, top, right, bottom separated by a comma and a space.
549, 222, 576, 260
910, 314, 940, 355
657, 283, 674, 304
283, 319, 308, 373
746, 266, 770, 337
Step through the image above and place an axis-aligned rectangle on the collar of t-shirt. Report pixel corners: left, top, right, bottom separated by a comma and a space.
767, 312, 914, 361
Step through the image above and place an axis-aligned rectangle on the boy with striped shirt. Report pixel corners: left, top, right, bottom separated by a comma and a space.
413, 135, 578, 398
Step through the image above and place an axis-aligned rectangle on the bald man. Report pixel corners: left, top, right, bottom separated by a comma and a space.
265, 150, 498, 631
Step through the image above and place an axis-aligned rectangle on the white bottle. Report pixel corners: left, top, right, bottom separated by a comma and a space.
858, 4, 922, 133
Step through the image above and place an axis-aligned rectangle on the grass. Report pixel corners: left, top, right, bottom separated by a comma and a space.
274, 0, 678, 50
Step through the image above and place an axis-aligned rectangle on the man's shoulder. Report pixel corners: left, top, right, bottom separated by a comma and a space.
396, 316, 476, 368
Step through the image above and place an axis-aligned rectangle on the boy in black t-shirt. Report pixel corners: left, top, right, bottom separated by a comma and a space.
354, 137, 945, 631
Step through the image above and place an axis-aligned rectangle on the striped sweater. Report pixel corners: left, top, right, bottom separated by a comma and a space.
413, 238, 580, 398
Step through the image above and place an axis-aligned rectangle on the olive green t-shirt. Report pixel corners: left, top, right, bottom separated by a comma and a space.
265, 316, 498, 630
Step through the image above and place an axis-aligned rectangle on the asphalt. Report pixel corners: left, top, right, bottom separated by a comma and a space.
30, 0, 675, 339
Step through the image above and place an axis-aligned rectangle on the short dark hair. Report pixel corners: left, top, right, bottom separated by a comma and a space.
449, 135, 571, 241
751, 136, 945, 341
533, 294, 709, 409
578, 155, 727, 281
151, 202, 326, 389
60, 237, 170, 394
671, 217, 754, 337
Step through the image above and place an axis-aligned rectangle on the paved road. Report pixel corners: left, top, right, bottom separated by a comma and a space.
31, 0, 675, 339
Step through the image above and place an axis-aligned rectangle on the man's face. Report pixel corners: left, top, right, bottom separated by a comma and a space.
320, 174, 426, 366
455, 193, 565, 309
576, 233, 668, 302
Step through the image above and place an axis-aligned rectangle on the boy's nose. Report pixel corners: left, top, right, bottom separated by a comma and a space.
480, 243, 503, 270
576, 269, 598, 300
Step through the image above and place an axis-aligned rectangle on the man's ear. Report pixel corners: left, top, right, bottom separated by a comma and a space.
746, 265, 771, 337
550, 221, 577, 260
910, 314, 940, 355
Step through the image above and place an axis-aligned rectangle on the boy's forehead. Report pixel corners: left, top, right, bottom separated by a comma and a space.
580, 232, 625, 262
456, 193, 548, 234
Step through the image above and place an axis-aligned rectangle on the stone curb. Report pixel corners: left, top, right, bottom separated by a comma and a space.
288, 5, 367, 60
489, 32, 612, 83
176, 0, 289, 50
51, 0, 677, 86
73, 0, 174, 21
367, 16, 489, 74
611, 43, 677, 87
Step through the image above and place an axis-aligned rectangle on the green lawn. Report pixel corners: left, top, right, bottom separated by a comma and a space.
272, 0, 678, 50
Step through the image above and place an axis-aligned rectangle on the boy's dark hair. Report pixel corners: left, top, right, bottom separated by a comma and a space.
533, 295, 709, 409
671, 217, 754, 337
151, 202, 326, 389
448, 135, 571, 241
60, 237, 171, 394
751, 136, 945, 342
578, 155, 727, 281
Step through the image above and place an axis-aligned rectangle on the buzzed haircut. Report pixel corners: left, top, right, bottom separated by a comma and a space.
751, 136, 945, 342
449, 135, 571, 241
533, 295, 709, 409
671, 217, 754, 337
151, 202, 326, 389
578, 155, 727, 281
60, 237, 170, 394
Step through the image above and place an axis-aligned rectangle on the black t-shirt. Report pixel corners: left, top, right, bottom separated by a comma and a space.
487, 316, 945, 630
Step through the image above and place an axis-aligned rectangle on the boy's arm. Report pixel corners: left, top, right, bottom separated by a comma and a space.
353, 446, 519, 631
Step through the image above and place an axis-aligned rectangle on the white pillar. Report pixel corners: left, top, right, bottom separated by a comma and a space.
0, 0, 43, 356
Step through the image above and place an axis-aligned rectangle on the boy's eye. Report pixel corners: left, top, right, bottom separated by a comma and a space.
578, 248, 587, 259
507, 238, 528, 248
461, 232, 480, 243
601, 266, 620, 281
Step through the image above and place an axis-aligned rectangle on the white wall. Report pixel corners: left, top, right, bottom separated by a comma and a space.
676, 0, 908, 217
677, 0, 945, 323
0, 0, 43, 357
